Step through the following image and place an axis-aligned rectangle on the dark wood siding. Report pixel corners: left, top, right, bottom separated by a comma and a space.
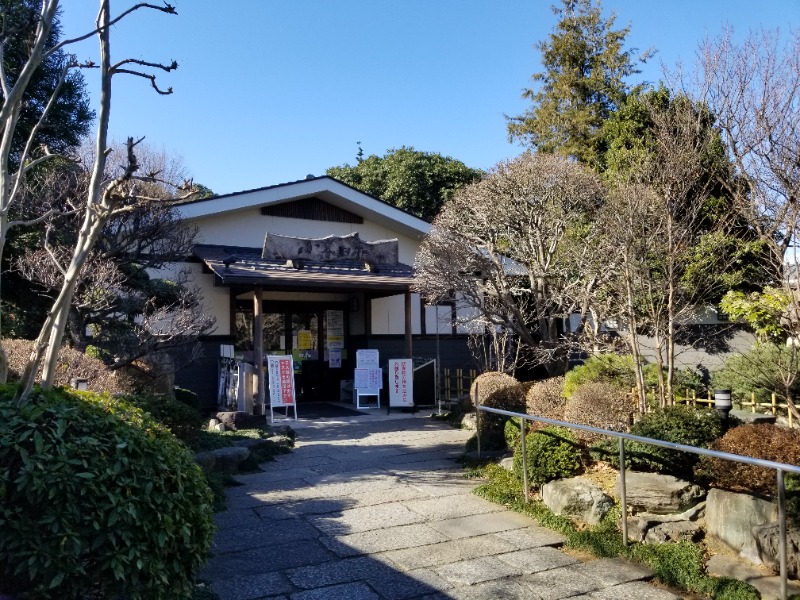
261, 197, 364, 223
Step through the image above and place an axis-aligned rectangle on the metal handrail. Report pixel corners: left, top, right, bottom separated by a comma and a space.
475, 400, 800, 600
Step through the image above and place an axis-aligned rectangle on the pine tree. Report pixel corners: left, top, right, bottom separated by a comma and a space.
507, 0, 651, 165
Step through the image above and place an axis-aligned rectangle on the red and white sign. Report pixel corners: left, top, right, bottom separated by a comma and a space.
389, 359, 413, 408
268, 355, 296, 407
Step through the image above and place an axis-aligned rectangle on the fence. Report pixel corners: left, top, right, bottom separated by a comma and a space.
442, 368, 477, 404
632, 388, 799, 428
475, 395, 800, 600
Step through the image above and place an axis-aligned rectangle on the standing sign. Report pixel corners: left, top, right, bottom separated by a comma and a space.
354, 349, 381, 409
267, 355, 297, 421
389, 359, 414, 408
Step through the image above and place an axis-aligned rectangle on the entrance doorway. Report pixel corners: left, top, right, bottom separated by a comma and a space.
235, 301, 349, 402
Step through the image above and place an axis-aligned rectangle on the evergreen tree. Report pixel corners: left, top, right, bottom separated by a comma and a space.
327, 146, 481, 222
507, 0, 651, 165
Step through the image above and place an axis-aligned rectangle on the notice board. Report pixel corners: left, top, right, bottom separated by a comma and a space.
389, 359, 414, 408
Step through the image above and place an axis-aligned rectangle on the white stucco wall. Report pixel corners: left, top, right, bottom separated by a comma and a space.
371, 294, 422, 335
192, 211, 422, 265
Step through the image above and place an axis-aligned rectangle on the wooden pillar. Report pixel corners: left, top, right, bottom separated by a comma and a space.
253, 287, 264, 415
405, 288, 413, 358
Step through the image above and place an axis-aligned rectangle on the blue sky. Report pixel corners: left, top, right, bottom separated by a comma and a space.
59, 1, 799, 196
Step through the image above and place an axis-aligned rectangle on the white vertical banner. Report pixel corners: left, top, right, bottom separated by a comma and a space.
389, 359, 414, 408
267, 355, 297, 420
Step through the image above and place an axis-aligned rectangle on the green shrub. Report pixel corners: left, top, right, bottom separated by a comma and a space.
504, 417, 526, 449
701, 423, 800, 497
0, 386, 214, 599
563, 381, 635, 443
591, 406, 724, 479
175, 386, 200, 410
563, 354, 636, 398
470, 372, 525, 451
513, 426, 582, 486
117, 391, 205, 447
712, 342, 800, 404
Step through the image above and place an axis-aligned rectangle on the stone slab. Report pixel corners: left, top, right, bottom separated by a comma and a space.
290, 581, 380, 600
433, 555, 520, 586
209, 571, 293, 600
492, 526, 567, 549
320, 523, 450, 556
496, 547, 579, 574
380, 535, 518, 571
573, 557, 654, 586
285, 556, 386, 589
403, 495, 502, 521
307, 502, 428, 536
427, 511, 535, 540
582, 580, 681, 599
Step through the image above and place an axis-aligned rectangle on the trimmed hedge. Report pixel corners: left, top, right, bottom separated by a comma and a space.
512, 426, 582, 486
0, 386, 214, 599
591, 406, 724, 480
470, 372, 525, 451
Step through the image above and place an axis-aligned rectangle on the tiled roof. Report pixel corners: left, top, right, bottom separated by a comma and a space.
193, 244, 414, 293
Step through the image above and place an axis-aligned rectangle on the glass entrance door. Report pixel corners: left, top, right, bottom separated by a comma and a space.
291, 312, 321, 401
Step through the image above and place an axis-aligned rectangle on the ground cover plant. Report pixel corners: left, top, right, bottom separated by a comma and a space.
0, 385, 214, 599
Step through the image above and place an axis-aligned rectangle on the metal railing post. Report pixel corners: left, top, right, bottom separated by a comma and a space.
778, 469, 787, 600
474, 382, 481, 460
520, 417, 529, 502
619, 437, 628, 546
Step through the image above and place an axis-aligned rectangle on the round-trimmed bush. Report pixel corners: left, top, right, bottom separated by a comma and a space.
591, 406, 724, 479
0, 386, 214, 599
702, 423, 800, 497
512, 426, 582, 486
563, 381, 635, 443
525, 376, 566, 429
563, 354, 636, 399
470, 372, 525, 450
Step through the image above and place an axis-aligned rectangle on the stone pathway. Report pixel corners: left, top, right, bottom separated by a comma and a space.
200, 413, 679, 600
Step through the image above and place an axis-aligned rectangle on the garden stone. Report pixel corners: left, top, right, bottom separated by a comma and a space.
499, 456, 514, 471
754, 523, 800, 578
730, 410, 777, 425
623, 503, 705, 543
194, 452, 216, 472
616, 471, 704, 514
195, 447, 250, 474
541, 476, 614, 525
461, 413, 477, 431
706, 488, 778, 564
233, 438, 274, 450
213, 422, 226, 432
645, 520, 701, 544
208, 418, 220, 429
216, 411, 266, 430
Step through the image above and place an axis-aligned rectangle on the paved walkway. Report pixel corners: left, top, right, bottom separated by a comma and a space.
200, 411, 679, 600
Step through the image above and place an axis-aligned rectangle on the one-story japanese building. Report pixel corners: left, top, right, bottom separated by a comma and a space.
171, 176, 474, 412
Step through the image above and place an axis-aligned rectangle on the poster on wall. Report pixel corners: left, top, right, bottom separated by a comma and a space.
297, 329, 313, 350
326, 310, 344, 349
329, 348, 342, 368
267, 355, 296, 407
389, 359, 414, 408
356, 349, 379, 368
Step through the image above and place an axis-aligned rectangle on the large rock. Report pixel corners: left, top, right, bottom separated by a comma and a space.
754, 523, 800, 578
615, 471, 705, 514
645, 520, 702, 544
706, 488, 778, 564
623, 502, 706, 543
542, 476, 614, 525
195, 446, 250, 474
215, 411, 266, 430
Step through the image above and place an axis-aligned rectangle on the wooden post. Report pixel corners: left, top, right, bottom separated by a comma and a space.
253, 287, 264, 415
752, 391, 757, 413
772, 393, 777, 416
404, 289, 413, 358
